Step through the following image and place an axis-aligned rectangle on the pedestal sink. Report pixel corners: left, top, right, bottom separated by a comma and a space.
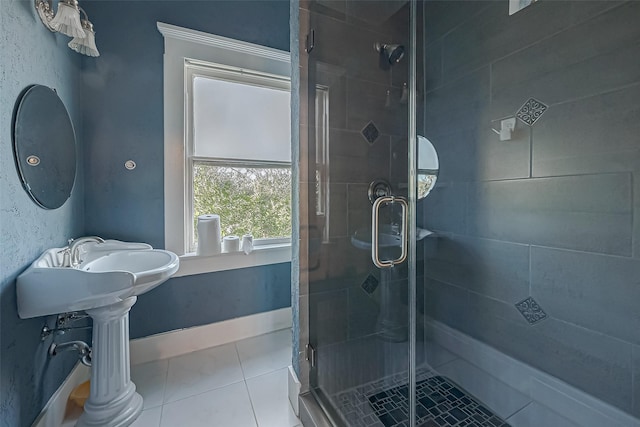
17, 239, 179, 427
351, 226, 432, 342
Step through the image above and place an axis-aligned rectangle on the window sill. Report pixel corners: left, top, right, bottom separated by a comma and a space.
173, 243, 292, 277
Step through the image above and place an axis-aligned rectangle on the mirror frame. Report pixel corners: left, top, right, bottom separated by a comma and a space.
12, 85, 77, 210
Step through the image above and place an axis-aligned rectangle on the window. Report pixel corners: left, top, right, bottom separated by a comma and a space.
187, 64, 291, 252
159, 23, 292, 276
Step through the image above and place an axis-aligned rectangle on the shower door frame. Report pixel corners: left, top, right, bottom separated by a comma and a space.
298, 1, 420, 425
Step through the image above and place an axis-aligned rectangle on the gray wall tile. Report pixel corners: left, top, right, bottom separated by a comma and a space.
331, 151, 389, 186
425, 67, 490, 136
467, 174, 633, 256
422, 0, 640, 418
347, 183, 372, 237
426, 129, 478, 183
425, 235, 530, 303
390, 135, 409, 187
424, 1, 491, 42
329, 129, 391, 184
330, 128, 390, 159
442, 1, 574, 83
532, 85, 640, 177
424, 40, 443, 92
328, 236, 372, 279
346, 78, 407, 136
348, 281, 381, 339
309, 9, 404, 85
423, 183, 468, 235
310, 289, 349, 347
467, 302, 634, 413
568, 1, 626, 26
492, 3, 640, 116
329, 183, 348, 238
425, 279, 473, 333
531, 246, 640, 345
467, 290, 527, 327
475, 125, 531, 181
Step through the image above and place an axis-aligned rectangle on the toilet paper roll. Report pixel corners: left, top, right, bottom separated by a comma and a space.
222, 235, 240, 253
242, 234, 254, 255
196, 214, 221, 256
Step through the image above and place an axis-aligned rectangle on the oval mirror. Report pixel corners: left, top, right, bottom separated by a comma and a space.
12, 85, 77, 209
417, 135, 439, 200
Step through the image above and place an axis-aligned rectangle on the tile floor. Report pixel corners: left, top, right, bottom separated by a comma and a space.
61, 330, 579, 427
63, 328, 301, 427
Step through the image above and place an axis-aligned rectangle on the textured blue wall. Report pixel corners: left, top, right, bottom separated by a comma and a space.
1, 1, 290, 424
0, 1, 88, 426
81, 1, 292, 337
130, 263, 292, 339
82, 0, 290, 248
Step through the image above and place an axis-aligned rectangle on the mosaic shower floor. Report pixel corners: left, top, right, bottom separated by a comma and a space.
332, 367, 509, 427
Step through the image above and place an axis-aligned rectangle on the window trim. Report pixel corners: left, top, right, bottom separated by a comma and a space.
158, 22, 292, 275
185, 64, 291, 252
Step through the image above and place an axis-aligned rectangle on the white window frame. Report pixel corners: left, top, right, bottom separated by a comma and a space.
158, 22, 292, 277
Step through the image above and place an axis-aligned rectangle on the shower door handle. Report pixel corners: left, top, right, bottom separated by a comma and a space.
371, 196, 408, 268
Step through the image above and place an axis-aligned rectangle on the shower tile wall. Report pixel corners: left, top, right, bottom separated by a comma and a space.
421, 0, 640, 418
298, 1, 420, 400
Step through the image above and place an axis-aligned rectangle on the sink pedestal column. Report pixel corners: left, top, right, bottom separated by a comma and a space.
376, 266, 408, 342
77, 297, 143, 427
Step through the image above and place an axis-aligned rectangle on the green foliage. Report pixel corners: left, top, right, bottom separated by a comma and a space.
193, 164, 291, 240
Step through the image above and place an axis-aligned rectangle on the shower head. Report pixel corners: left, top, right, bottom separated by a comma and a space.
374, 42, 405, 64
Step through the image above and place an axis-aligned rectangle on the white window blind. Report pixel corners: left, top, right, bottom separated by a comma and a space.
193, 76, 291, 162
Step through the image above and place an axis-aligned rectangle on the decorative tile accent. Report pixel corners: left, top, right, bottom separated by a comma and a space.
515, 296, 548, 324
361, 273, 379, 295
361, 121, 380, 144
516, 97, 548, 126
331, 368, 509, 427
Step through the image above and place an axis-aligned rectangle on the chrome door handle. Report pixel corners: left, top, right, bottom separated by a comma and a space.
371, 195, 408, 268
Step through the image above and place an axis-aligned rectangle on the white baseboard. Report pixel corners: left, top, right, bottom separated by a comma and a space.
288, 365, 302, 416
427, 319, 640, 427
32, 362, 90, 427
130, 307, 292, 365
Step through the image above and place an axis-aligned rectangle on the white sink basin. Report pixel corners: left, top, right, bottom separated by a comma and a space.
351, 228, 402, 250
17, 239, 179, 319
351, 226, 433, 251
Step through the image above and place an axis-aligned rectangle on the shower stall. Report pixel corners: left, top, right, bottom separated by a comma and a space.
295, 1, 640, 426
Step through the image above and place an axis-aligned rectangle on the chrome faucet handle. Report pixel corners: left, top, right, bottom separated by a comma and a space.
57, 247, 72, 267
69, 236, 105, 267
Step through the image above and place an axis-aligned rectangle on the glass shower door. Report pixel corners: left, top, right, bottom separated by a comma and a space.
299, 1, 419, 425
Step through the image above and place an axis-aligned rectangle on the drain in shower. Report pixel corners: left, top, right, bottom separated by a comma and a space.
367, 376, 509, 427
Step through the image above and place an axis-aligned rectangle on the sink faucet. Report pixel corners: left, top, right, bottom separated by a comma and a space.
69, 236, 105, 267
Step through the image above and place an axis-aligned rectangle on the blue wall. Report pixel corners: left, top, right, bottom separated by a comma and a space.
80, 0, 292, 337
82, 0, 290, 248
0, 1, 88, 426
1, 1, 290, 425
130, 263, 292, 339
